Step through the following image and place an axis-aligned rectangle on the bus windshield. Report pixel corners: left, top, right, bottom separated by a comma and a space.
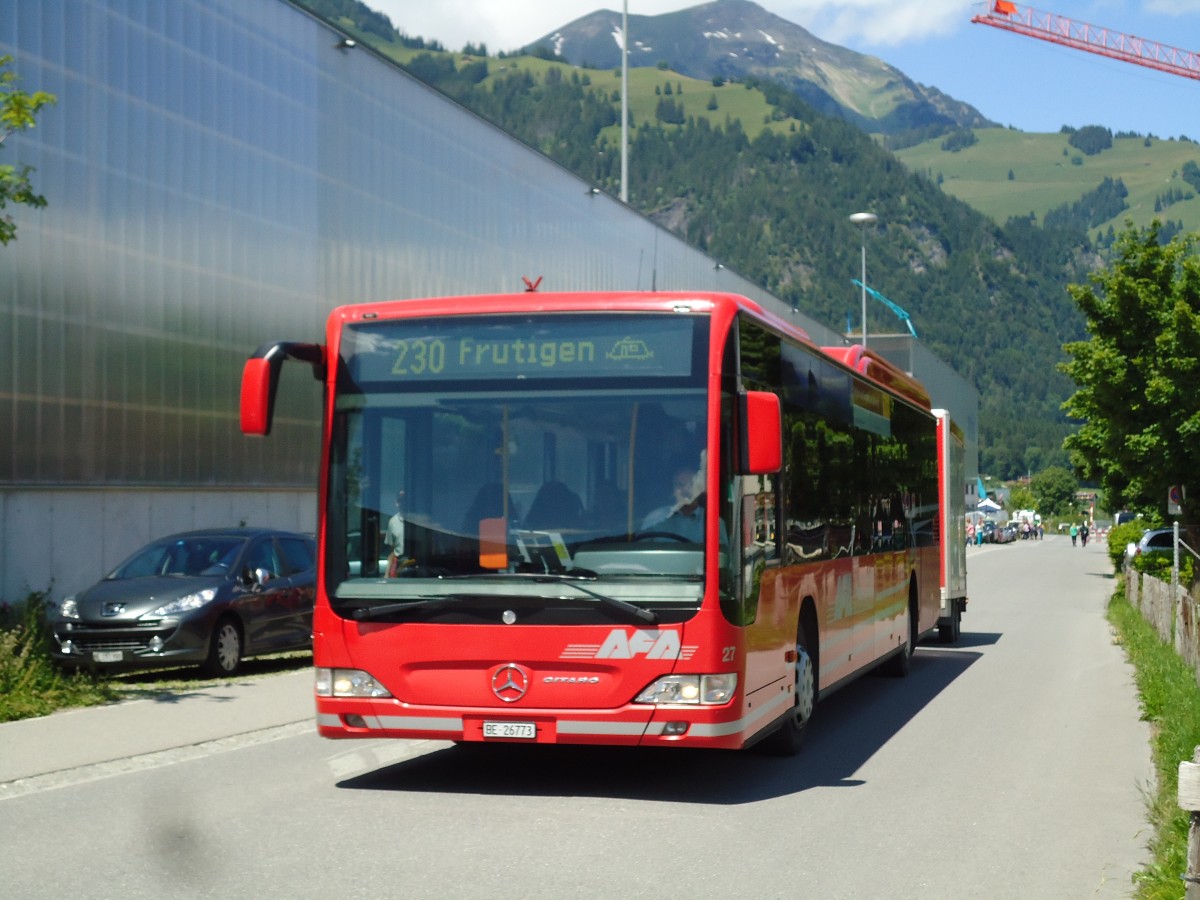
325, 313, 715, 618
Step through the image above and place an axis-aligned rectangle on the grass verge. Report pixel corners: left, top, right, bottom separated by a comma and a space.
1108, 581, 1200, 899
0, 592, 119, 722
0, 591, 312, 723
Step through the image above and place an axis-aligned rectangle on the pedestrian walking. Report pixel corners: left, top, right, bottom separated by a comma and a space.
1070, 523, 1078, 546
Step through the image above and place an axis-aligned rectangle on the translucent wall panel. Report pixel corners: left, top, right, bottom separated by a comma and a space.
0, 0, 843, 487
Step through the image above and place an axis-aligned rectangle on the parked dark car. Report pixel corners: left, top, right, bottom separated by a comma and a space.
993, 523, 1017, 544
49, 528, 316, 675
1125, 527, 1175, 564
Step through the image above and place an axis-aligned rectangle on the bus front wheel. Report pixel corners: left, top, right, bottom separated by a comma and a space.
762, 617, 816, 756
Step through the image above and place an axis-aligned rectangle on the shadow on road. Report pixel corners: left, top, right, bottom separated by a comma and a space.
943, 630, 1000, 649
336, 642, 983, 804
106, 652, 312, 702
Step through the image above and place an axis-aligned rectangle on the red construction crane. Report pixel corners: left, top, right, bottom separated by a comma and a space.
971, 1, 1200, 81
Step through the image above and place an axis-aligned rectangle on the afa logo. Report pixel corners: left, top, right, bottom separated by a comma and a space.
562, 629, 697, 661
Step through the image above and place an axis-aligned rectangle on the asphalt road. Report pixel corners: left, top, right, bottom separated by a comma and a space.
0, 534, 1152, 899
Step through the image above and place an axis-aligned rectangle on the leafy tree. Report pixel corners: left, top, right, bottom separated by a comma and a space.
1030, 466, 1077, 516
1007, 483, 1036, 513
1, 55, 55, 246
1061, 221, 1200, 542
1107, 520, 1146, 572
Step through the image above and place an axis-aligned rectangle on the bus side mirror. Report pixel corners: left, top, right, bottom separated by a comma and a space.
239, 341, 325, 436
240, 357, 274, 436
740, 390, 781, 475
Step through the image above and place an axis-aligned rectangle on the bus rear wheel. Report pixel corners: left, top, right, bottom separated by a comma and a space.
884, 590, 918, 677
938, 603, 961, 643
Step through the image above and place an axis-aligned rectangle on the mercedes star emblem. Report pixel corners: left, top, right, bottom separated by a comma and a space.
491, 663, 530, 702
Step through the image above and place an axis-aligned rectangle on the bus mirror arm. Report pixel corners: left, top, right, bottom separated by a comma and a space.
739, 390, 782, 475
240, 341, 325, 436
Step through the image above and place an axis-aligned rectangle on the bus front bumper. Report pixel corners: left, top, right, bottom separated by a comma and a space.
314, 696, 782, 750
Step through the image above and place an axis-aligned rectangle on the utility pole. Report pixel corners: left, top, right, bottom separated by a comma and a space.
620, 0, 629, 203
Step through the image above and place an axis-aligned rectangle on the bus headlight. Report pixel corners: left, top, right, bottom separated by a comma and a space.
635, 673, 737, 705
315, 667, 392, 698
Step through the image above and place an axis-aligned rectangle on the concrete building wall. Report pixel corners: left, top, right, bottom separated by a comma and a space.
0, 489, 316, 601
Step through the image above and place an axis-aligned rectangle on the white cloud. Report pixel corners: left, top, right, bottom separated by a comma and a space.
370, 1, 697, 53
1144, 0, 1200, 13
366, 1, 1197, 57
770, 1, 981, 47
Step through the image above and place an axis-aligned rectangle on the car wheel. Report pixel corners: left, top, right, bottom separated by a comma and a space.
202, 616, 243, 677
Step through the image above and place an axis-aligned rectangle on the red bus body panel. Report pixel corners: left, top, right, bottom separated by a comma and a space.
934, 409, 969, 623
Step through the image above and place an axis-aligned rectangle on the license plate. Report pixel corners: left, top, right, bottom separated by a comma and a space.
483, 721, 536, 740
93, 650, 123, 663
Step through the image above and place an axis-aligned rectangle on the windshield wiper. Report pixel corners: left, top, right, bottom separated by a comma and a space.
349, 594, 475, 621
523, 573, 659, 625
349, 575, 659, 625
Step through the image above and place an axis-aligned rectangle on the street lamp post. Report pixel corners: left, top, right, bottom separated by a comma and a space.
620, 0, 629, 203
849, 212, 878, 346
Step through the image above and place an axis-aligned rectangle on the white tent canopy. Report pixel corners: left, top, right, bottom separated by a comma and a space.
977, 497, 1002, 512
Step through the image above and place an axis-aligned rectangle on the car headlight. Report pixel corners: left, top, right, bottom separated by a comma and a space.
315, 667, 392, 698
59, 596, 79, 619
145, 588, 217, 618
635, 673, 737, 705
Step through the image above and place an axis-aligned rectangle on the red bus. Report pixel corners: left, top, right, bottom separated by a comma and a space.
241, 291, 955, 753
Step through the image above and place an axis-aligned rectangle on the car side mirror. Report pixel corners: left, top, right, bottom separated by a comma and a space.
241, 567, 272, 589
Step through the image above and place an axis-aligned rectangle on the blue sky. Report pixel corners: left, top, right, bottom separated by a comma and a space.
370, 1, 1200, 139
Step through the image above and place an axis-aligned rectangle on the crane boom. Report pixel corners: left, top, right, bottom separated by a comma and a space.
971, 1, 1200, 81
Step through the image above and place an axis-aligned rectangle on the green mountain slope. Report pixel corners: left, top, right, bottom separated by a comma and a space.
293, 0, 1152, 480
895, 128, 1200, 239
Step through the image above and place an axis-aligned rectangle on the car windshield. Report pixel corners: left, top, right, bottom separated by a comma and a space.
108, 537, 245, 579
326, 313, 715, 614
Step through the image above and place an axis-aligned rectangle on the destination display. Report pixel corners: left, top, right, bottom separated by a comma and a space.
344, 314, 702, 382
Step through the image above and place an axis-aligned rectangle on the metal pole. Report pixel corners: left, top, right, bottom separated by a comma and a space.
848, 212, 877, 346
1175, 520, 1181, 604
620, 0, 628, 204
860, 239, 867, 346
